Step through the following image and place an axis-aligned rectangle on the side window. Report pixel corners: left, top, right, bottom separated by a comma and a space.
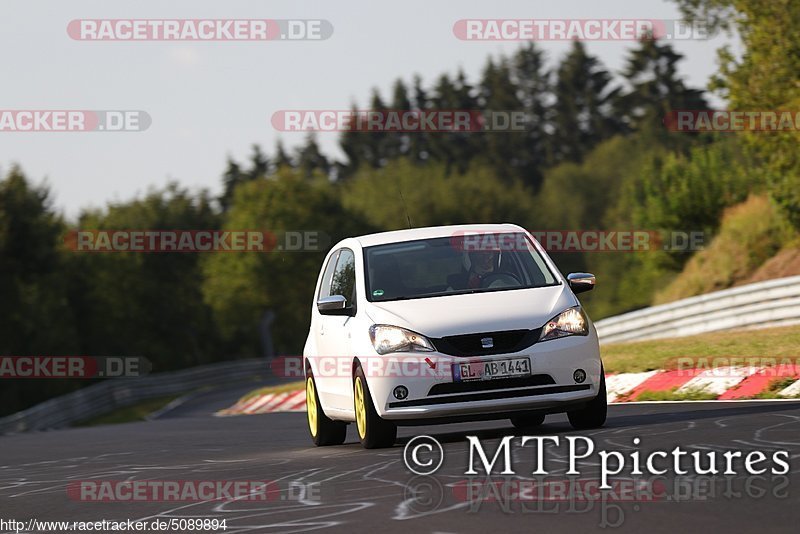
317, 250, 340, 299
330, 248, 356, 303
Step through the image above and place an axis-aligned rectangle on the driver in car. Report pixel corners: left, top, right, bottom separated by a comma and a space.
448, 250, 498, 290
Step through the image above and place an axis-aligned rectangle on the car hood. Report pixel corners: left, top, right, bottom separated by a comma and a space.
364, 284, 578, 338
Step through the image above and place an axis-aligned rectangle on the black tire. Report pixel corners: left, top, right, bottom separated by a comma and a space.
510, 413, 546, 429
306, 371, 347, 446
353, 365, 397, 449
567, 371, 607, 430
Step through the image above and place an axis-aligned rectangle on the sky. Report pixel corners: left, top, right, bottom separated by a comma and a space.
0, 0, 740, 219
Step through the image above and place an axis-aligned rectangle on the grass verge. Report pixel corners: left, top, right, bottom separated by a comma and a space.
635, 388, 718, 402
601, 325, 800, 374
74, 395, 181, 427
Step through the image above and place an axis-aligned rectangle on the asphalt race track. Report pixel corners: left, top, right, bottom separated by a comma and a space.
2, 392, 799, 533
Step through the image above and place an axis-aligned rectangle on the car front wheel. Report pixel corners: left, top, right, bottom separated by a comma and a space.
353, 365, 397, 449
306, 371, 347, 446
567, 371, 607, 430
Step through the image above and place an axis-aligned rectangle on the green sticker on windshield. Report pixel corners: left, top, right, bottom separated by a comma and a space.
372, 289, 384, 297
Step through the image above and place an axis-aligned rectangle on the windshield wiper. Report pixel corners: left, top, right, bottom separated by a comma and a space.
378, 289, 479, 301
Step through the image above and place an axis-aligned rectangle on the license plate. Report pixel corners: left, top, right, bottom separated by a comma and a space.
453, 357, 531, 382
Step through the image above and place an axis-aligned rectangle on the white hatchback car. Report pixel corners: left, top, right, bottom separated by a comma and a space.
303, 224, 605, 448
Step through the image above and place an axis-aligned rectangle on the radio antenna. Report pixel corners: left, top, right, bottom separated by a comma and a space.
398, 185, 412, 229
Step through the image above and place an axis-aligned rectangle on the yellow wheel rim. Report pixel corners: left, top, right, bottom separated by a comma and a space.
354, 376, 367, 439
306, 377, 318, 437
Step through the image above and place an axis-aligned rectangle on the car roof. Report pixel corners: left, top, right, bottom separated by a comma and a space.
353, 223, 526, 248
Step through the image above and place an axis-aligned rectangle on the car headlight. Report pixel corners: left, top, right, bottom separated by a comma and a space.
539, 307, 589, 341
369, 325, 435, 355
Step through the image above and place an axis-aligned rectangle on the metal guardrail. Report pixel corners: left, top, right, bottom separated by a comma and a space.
0, 359, 269, 435
595, 275, 800, 344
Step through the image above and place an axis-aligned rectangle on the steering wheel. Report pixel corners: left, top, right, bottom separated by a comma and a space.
481, 272, 522, 289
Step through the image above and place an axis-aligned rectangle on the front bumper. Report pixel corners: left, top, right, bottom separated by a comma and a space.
363, 330, 602, 420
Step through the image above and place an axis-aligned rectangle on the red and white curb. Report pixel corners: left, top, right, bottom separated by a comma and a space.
608, 365, 800, 402
217, 367, 800, 416
216, 390, 306, 416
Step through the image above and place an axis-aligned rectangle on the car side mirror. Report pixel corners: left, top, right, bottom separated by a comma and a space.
567, 272, 595, 294
317, 295, 353, 316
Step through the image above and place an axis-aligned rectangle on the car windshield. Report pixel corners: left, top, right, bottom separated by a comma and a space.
364, 233, 558, 302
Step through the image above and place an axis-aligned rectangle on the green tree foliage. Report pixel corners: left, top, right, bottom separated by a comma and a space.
273, 140, 294, 169
69, 184, 221, 371
296, 134, 331, 179
0, 168, 76, 355
678, 0, 800, 227
408, 75, 433, 165
585, 136, 759, 316
219, 158, 244, 213
614, 38, 707, 144
0, 169, 84, 415
512, 44, 553, 183
342, 159, 538, 231
478, 58, 539, 187
552, 41, 621, 163
385, 78, 413, 161
535, 136, 671, 315
334, 40, 709, 191
429, 71, 482, 174
539, 136, 659, 231
220, 145, 270, 212
620, 137, 754, 238
202, 167, 372, 355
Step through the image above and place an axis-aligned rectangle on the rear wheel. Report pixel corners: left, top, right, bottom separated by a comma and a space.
510, 413, 546, 429
354, 366, 397, 449
306, 372, 347, 446
567, 371, 607, 430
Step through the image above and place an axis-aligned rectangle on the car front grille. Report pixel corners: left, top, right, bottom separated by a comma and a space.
431, 328, 543, 356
